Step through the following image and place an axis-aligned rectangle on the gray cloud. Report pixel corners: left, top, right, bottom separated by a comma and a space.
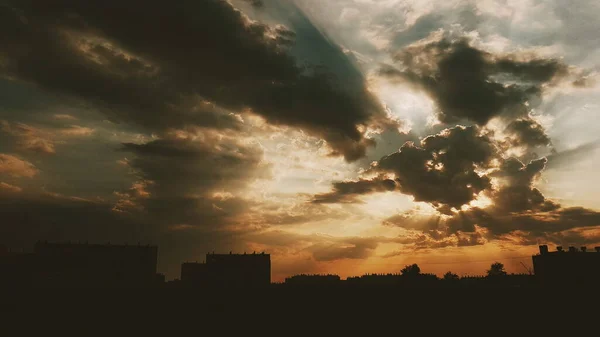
313, 176, 398, 204
504, 118, 552, 149
115, 131, 270, 227
0, 0, 396, 161
315, 126, 498, 213
488, 157, 559, 214
243, 0, 264, 8
382, 157, 600, 248
317, 122, 600, 249
381, 37, 568, 126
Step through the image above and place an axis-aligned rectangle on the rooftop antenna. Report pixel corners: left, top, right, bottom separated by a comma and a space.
520, 262, 533, 275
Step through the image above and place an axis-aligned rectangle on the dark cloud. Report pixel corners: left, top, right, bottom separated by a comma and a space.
384, 203, 600, 251
243, 0, 265, 8
312, 176, 397, 204
0, 0, 395, 161
388, 230, 488, 253
316, 121, 600, 249
447, 207, 600, 242
315, 126, 497, 213
383, 156, 600, 248
381, 38, 568, 125
116, 131, 270, 226
503, 118, 552, 149
488, 157, 559, 214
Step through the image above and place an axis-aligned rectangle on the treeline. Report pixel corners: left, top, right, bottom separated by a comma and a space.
278, 262, 536, 287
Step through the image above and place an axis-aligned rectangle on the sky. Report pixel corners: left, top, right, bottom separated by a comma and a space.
1, 0, 600, 281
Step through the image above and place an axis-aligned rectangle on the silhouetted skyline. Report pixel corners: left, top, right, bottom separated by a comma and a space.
2, 241, 599, 287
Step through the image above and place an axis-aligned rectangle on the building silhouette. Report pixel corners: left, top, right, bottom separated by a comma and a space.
181, 252, 271, 287
532, 245, 600, 285
1, 241, 160, 287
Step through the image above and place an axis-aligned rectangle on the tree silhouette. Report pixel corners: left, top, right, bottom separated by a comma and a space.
486, 262, 507, 277
401, 264, 421, 277
443, 271, 459, 281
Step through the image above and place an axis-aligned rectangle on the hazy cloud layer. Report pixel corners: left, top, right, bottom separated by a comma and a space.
114, 130, 270, 228
0, 153, 39, 178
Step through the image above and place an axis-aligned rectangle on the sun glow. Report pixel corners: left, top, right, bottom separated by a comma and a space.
371, 78, 436, 125
358, 192, 424, 219
461, 194, 494, 211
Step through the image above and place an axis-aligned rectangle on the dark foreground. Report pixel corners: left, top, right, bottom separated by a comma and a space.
3, 285, 598, 334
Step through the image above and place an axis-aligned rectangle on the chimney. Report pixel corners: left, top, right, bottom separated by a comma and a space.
581, 247, 587, 252
568, 246, 577, 253
539, 245, 549, 255
557, 246, 564, 252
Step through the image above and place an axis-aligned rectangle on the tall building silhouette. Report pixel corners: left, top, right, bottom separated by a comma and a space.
532, 245, 600, 285
181, 252, 271, 287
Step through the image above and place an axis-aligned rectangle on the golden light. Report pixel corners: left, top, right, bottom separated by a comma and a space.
461, 193, 494, 211
370, 77, 436, 123
357, 192, 417, 219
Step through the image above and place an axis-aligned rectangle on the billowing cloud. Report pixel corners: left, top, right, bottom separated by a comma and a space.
381, 37, 569, 125
316, 125, 497, 213
504, 118, 552, 149
0, 0, 397, 161
0, 153, 39, 178
317, 122, 600, 249
381, 156, 600, 248
489, 157, 559, 213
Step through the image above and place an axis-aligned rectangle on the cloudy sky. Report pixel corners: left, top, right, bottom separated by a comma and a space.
1, 0, 599, 281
